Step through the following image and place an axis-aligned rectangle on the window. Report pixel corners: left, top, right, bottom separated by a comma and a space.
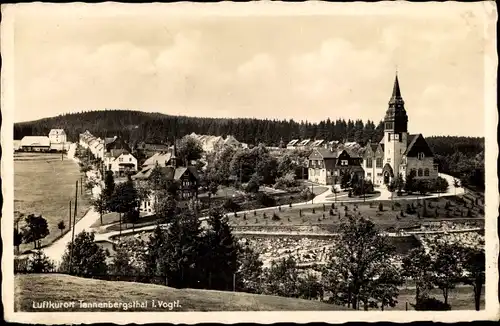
366, 159, 373, 168
387, 158, 391, 163
376, 158, 383, 168
341, 160, 348, 166
377, 173, 382, 177
388, 133, 391, 141
394, 134, 399, 140
424, 169, 430, 176
418, 168, 423, 177
108, 164, 112, 170
119, 157, 123, 162
129, 157, 132, 162
433, 164, 438, 171
418, 152, 425, 160
367, 173, 372, 177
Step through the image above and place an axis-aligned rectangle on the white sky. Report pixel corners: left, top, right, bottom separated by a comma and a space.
6, 2, 493, 137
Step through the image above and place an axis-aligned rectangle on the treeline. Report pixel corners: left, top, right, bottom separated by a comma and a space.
14, 110, 385, 146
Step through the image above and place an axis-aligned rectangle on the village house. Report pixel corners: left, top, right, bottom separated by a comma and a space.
132, 148, 199, 213
142, 152, 173, 167
308, 143, 365, 185
134, 141, 171, 157
190, 132, 241, 152
286, 139, 299, 149
363, 74, 439, 185
48, 129, 67, 144
104, 151, 138, 177
20, 136, 51, 152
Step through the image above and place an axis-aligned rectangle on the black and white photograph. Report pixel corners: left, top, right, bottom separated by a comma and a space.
1, 1, 498, 323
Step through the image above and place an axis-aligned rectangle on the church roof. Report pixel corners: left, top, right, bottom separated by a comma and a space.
404, 134, 434, 157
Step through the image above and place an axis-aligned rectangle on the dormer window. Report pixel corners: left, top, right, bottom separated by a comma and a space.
418, 152, 425, 160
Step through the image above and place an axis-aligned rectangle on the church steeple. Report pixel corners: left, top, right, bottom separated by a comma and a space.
170, 137, 178, 168
384, 72, 408, 133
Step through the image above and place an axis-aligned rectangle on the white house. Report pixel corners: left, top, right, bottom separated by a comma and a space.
20, 136, 51, 151
48, 129, 67, 144
104, 152, 138, 177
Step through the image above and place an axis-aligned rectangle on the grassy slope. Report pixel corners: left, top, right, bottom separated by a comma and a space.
15, 274, 344, 312
14, 153, 91, 251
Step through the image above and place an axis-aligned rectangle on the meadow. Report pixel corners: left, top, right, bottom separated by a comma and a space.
14, 153, 91, 252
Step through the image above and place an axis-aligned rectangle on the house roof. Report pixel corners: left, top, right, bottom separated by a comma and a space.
21, 136, 50, 147
143, 152, 172, 166
310, 147, 338, 159
224, 135, 239, 144
138, 142, 170, 152
311, 140, 324, 147
298, 139, 311, 146
49, 129, 66, 136
132, 165, 199, 181
105, 136, 117, 145
287, 139, 299, 147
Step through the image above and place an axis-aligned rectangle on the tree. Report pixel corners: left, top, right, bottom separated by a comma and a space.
264, 256, 300, 298
154, 191, 177, 223
27, 250, 55, 273
323, 215, 399, 310
237, 244, 264, 293
109, 241, 139, 276
14, 228, 23, 255
402, 247, 434, 305
368, 264, 404, 311
59, 231, 107, 276
404, 169, 417, 194
277, 154, 297, 177
109, 179, 139, 236
103, 170, 115, 206
459, 247, 485, 311
177, 135, 203, 166
22, 214, 50, 249
297, 273, 324, 300
201, 207, 240, 290
91, 194, 107, 225
57, 220, 66, 236
246, 173, 261, 194
430, 240, 464, 305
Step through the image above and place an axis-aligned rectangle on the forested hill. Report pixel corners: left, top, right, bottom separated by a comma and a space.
14, 109, 386, 146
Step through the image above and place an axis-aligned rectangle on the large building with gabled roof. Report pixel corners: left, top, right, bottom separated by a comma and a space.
363, 73, 439, 185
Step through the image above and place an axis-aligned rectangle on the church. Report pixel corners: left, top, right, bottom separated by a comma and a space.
363, 74, 439, 186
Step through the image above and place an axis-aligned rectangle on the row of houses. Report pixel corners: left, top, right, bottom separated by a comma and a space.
15, 129, 69, 152
286, 139, 339, 150
189, 133, 245, 152
79, 131, 200, 214
79, 131, 138, 177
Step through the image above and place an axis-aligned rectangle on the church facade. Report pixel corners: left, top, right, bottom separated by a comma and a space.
363, 74, 439, 186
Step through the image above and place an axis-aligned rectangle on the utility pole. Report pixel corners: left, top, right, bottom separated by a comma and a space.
69, 180, 78, 274
233, 273, 236, 292
69, 200, 72, 229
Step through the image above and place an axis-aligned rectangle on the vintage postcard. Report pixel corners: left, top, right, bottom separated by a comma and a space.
1, 1, 498, 324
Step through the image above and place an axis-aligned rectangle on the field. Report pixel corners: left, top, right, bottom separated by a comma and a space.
14, 153, 91, 252
15, 274, 344, 312
227, 195, 484, 232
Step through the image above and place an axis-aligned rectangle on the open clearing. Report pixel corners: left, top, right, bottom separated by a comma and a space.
14, 153, 91, 251
15, 274, 344, 312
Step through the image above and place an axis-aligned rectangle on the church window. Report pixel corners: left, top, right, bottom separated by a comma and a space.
418, 152, 425, 160
376, 158, 383, 168
388, 134, 392, 141
387, 158, 391, 163
377, 173, 382, 177
367, 173, 372, 178
341, 160, 348, 166
394, 134, 399, 140
424, 169, 430, 176
418, 168, 423, 177
366, 159, 373, 168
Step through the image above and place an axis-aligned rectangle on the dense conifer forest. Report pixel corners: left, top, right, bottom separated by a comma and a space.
14, 109, 484, 189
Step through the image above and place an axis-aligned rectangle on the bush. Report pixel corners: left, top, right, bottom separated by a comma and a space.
272, 212, 280, 221
274, 172, 299, 190
256, 192, 276, 207
27, 250, 55, 273
329, 209, 334, 216
223, 198, 241, 213
412, 297, 451, 311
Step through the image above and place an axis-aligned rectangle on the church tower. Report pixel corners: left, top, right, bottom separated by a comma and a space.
383, 73, 408, 180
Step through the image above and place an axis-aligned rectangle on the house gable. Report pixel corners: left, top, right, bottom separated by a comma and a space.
405, 134, 434, 157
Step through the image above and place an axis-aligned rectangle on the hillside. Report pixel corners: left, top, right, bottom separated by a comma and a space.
15, 274, 344, 312
14, 109, 385, 147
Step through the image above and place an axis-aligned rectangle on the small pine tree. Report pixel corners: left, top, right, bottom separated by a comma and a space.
263, 212, 267, 219
318, 217, 322, 222
401, 210, 405, 218
322, 213, 325, 218
417, 211, 421, 218
243, 213, 247, 220
344, 205, 348, 211
288, 217, 291, 222
378, 203, 383, 212
392, 204, 395, 211
299, 209, 302, 217
323, 204, 326, 211
435, 208, 438, 217
348, 190, 352, 198
467, 208, 472, 217
428, 201, 433, 208
255, 218, 258, 223
331, 203, 335, 209
312, 208, 316, 214
234, 211, 238, 217
289, 202, 292, 208
329, 209, 334, 216
254, 210, 257, 216
272, 212, 280, 221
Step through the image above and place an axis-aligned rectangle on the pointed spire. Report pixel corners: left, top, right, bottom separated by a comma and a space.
392, 72, 402, 98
